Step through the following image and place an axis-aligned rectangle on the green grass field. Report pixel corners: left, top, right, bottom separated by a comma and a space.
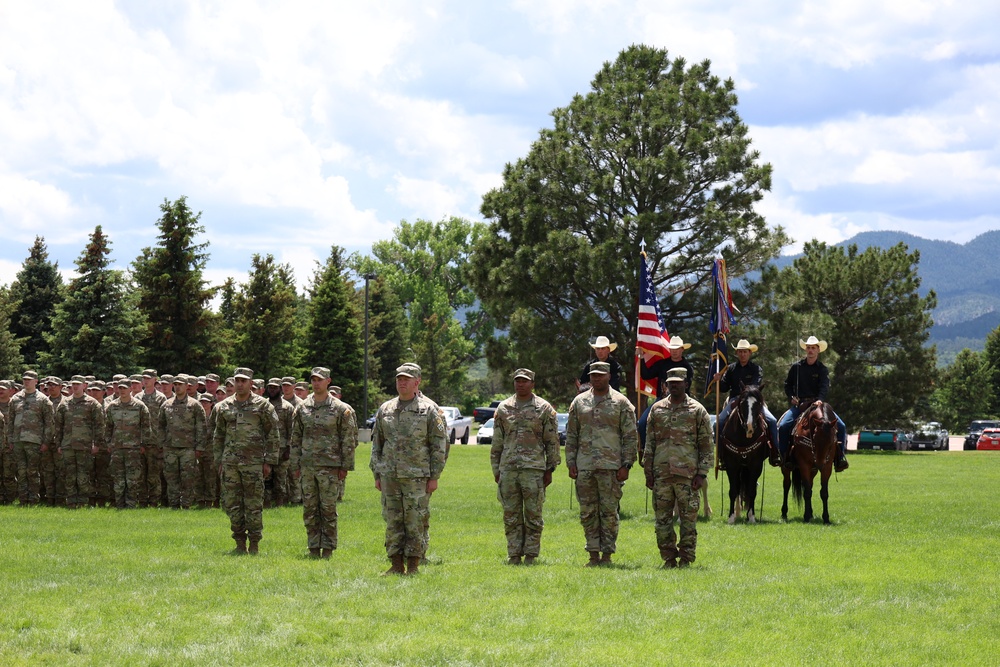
2, 446, 998, 666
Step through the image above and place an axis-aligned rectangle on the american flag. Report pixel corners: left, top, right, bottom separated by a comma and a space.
635, 251, 670, 398
704, 256, 736, 397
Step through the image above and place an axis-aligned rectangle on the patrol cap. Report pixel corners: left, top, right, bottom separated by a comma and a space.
22, 370, 39, 381
295, 381, 308, 390
186, 375, 198, 386
199, 393, 214, 403
513, 368, 535, 381
0, 380, 13, 390
160, 374, 174, 383
252, 379, 264, 390
665, 368, 688, 383
84, 375, 96, 382
310, 367, 331, 380
330, 385, 342, 396
89, 380, 106, 390
112, 374, 127, 382
281, 376, 296, 386
48, 376, 63, 385
70, 375, 86, 384
588, 362, 611, 375
197, 375, 206, 384
395, 363, 421, 379
225, 377, 235, 386
267, 377, 281, 387
142, 369, 158, 379
171, 375, 186, 385
129, 374, 143, 383
234, 367, 253, 380
117, 379, 131, 389
206, 373, 220, 383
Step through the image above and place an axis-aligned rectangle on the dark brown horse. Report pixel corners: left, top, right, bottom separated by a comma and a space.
720, 385, 769, 524
781, 401, 837, 524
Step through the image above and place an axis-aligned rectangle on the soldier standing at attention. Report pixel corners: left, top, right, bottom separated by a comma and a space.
8, 370, 55, 505
106, 379, 152, 509
490, 368, 561, 566
265, 377, 295, 507
86, 381, 113, 506
213, 367, 280, 555
159, 374, 206, 509
370, 363, 448, 575
139, 370, 166, 507
188, 374, 217, 509
40, 377, 65, 505
281, 377, 304, 504
0, 381, 15, 505
644, 368, 712, 568
294, 381, 309, 401
54, 376, 105, 509
565, 361, 638, 567
290, 367, 357, 559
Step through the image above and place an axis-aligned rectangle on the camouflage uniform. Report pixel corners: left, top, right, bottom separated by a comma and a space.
643, 390, 713, 565
370, 393, 448, 559
88, 382, 113, 505
139, 387, 167, 506
213, 388, 280, 546
0, 395, 13, 504
159, 386, 206, 508
490, 392, 561, 560
39, 381, 64, 505
54, 390, 105, 508
106, 393, 153, 509
290, 391, 358, 551
565, 386, 638, 556
195, 392, 218, 507
7, 387, 55, 505
266, 388, 295, 507
283, 384, 305, 503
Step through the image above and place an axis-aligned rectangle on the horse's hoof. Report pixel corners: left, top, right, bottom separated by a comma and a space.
747, 513, 756, 524
727, 514, 736, 525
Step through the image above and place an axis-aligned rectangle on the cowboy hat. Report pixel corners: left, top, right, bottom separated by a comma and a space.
799, 336, 828, 352
732, 339, 758, 353
667, 336, 691, 350
590, 335, 618, 352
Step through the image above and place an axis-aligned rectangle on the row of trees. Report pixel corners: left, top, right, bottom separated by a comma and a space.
2, 44, 976, 430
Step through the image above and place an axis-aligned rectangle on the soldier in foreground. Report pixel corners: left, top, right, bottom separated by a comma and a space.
54, 376, 105, 509
565, 361, 638, 567
290, 367, 357, 559
370, 363, 447, 575
644, 368, 712, 568
8, 371, 55, 505
213, 368, 280, 555
490, 368, 560, 565
105, 380, 152, 509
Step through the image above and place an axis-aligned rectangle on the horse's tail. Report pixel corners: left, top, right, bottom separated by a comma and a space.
791, 467, 803, 505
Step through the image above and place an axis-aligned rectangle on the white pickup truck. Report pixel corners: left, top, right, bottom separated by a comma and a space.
441, 407, 473, 444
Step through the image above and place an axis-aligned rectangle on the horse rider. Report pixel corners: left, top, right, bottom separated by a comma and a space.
637, 336, 696, 450
711, 339, 779, 468
577, 336, 623, 392
777, 336, 849, 472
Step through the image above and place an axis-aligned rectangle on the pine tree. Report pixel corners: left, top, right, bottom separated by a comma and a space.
40, 226, 145, 377
9, 237, 63, 367
366, 276, 409, 396
132, 197, 222, 373
231, 254, 298, 378
302, 246, 364, 399
0, 286, 25, 377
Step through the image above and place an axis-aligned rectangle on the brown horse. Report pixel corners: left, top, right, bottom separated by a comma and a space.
720, 385, 769, 524
781, 401, 837, 524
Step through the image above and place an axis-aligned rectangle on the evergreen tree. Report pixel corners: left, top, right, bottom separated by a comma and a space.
365, 275, 409, 397
231, 254, 298, 378
132, 197, 222, 373
302, 246, 364, 399
982, 325, 1000, 416
0, 286, 25, 377
931, 349, 993, 432
40, 226, 145, 377
9, 237, 63, 367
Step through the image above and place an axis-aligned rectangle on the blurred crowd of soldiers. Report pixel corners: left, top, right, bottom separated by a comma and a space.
0, 369, 320, 511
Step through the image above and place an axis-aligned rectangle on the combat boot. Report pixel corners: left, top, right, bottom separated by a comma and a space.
523, 556, 536, 566
585, 551, 601, 567
382, 554, 405, 576
234, 537, 247, 554
661, 558, 677, 569
308, 548, 320, 559
321, 549, 332, 559
599, 553, 613, 567
405, 556, 421, 575
506, 556, 522, 566
248, 539, 259, 555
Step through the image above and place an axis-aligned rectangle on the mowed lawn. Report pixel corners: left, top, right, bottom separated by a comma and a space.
2, 445, 998, 666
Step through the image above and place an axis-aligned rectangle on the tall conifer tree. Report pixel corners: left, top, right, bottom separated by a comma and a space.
0, 286, 25, 377
10, 237, 63, 367
232, 254, 298, 378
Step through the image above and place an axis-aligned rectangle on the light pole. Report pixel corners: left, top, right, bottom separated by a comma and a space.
363, 272, 376, 425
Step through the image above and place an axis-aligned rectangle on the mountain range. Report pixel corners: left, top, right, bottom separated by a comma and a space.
776, 230, 1000, 365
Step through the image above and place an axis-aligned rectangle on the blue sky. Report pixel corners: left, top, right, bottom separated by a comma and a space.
2, 1, 998, 289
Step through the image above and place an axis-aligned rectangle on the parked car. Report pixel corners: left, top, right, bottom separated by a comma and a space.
977, 428, 1000, 451
910, 421, 949, 451
557, 412, 569, 446
858, 429, 911, 451
476, 418, 495, 445
441, 407, 473, 444
965, 420, 1000, 450
473, 401, 502, 424
365, 413, 377, 430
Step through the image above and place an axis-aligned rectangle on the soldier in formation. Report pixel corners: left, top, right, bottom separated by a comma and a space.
54, 376, 104, 509
490, 368, 560, 565
644, 368, 713, 568
160, 374, 206, 509
370, 363, 447, 575
8, 371, 55, 505
290, 367, 358, 559
105, 379, 153, 508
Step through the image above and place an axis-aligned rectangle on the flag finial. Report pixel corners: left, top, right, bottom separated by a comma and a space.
639, 238, 646, 254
